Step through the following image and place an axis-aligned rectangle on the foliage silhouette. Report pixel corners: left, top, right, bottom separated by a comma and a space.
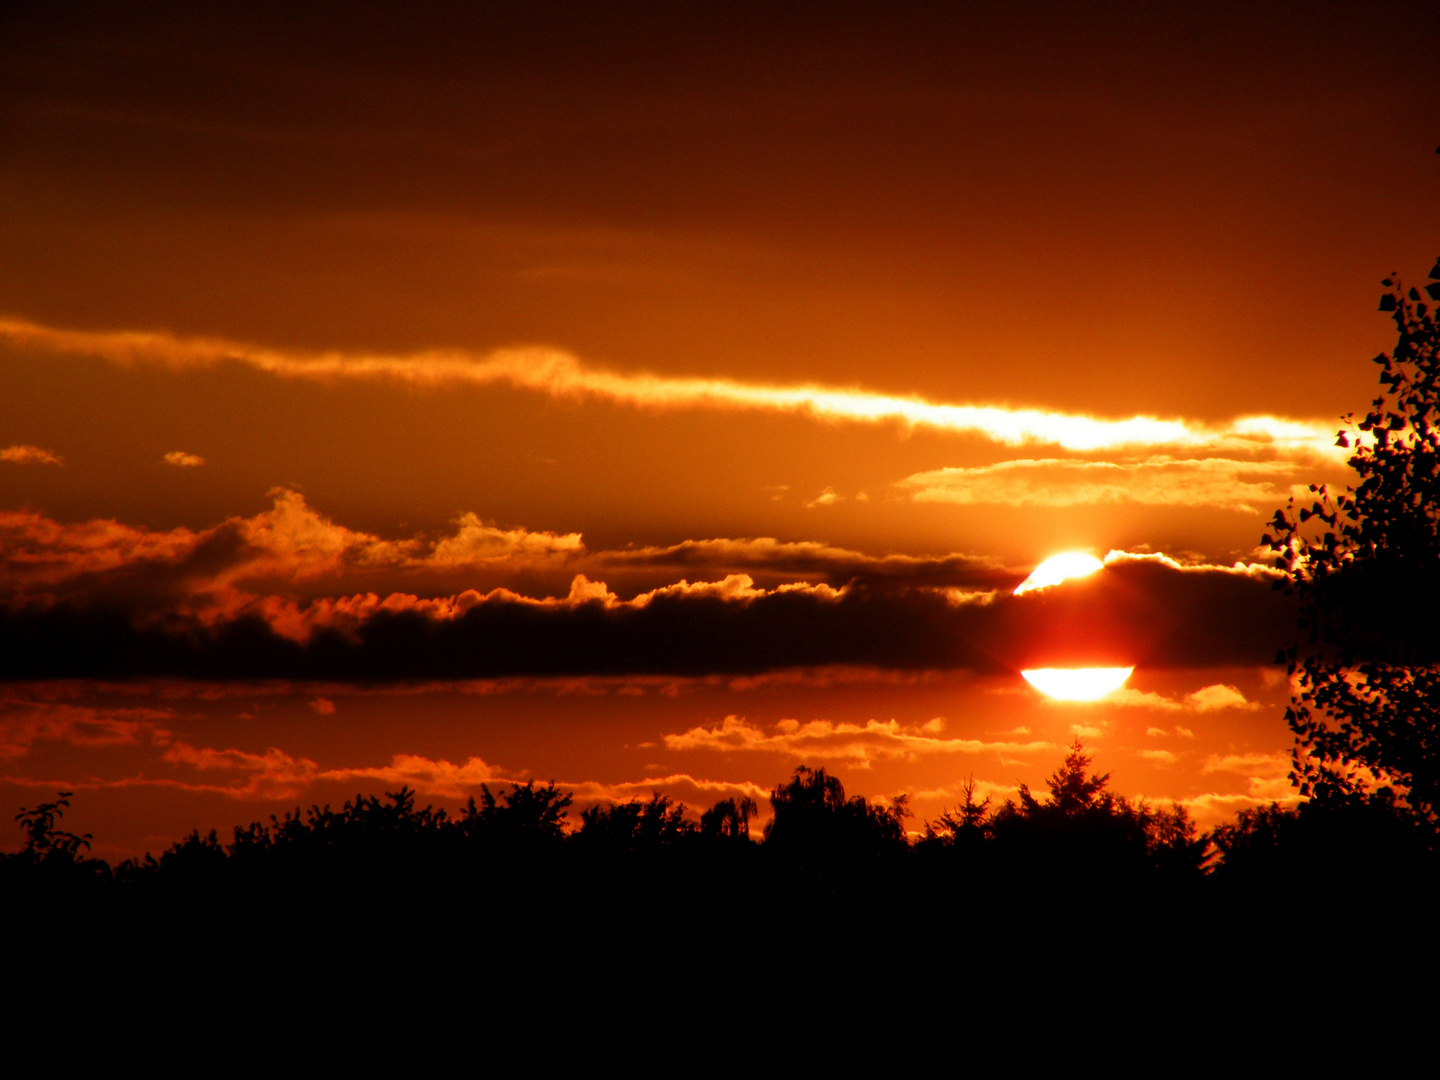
9, 738, 1435, 964
984, 740, 1207, 884
0, 791, 110, 900
699, 796, 758, 842
575, 791, 697, 854
920, 776, 990, 852
460, 780, 572, 849
1265, 257, 1440, 832
1208, 790, 1436, 916
15, 792, 92, 859
763, 765, 910, 861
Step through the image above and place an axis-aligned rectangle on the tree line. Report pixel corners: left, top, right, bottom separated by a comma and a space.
6, 740, 1433, 912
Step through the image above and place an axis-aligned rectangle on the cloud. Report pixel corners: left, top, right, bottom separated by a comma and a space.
0, 551, 1297, 681
155, 741, 507, 800
1178, 788, 1304, 827
0, 489, 589, 614
22, 727, 766, 820
1203, 751, 1290, 778
162, 451, 205, 467
0, 495, 1301, 682
429, 513, 583, 566
663, 714, 1056, 767
897, 456, 1306, 512
596, 537, 1009, 589
1106, 683, 1260, 712
1, 444, 63, 466
561, 773, 771, 810
0, 315, 1345, 456
0, 698, 173, 759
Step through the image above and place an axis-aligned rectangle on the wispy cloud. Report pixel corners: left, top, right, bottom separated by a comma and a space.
1105, 683, 1261, 712
1, 444, 63, 466
897, 456, 1311, 512
0, 698, 173, 759
663, 714, 1055, 767
0, 315, 1344, 455
1203, 751, 1290, 778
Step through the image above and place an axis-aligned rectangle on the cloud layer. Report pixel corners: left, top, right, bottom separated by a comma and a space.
0, 496, 1296, 682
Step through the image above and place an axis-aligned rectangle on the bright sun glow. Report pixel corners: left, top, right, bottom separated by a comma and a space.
1013, 551, 1104, 595
1021, 667, 1134, 701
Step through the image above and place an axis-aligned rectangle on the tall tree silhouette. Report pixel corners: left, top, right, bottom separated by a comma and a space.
990, 741, 1205, 881
1265, 256, 1440, 832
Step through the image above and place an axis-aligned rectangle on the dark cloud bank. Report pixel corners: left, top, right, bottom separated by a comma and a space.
0, 557, 1295, 682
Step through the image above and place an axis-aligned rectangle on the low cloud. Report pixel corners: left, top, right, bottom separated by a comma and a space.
162, 451, 205, 467
897, 456, 1307, 513
663, 714, 1055, 767
1179, 787, 1304, 827
1203, 751, 1290, 778
0, 698, 173, 759
1107, 684, 1259, 712
1, 444, 63, 466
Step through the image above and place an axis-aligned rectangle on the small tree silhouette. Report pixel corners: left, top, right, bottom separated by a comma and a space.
1020, 740, 1111, 817
921, 776, 991, 847
699, 796, 758, 841
15, 792, 92, 860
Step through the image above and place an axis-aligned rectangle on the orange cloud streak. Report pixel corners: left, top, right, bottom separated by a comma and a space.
0, 315, 1345, 455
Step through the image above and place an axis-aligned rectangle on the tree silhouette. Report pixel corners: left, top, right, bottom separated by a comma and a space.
15, 792, 92, 859
1, 791, 110, 896
1265, 256, 1440, 832
763, 765, 910, 861
460, 780, 572, 848
921, 776, 991, 849
1020, 740, 1111, 816
699, 795, 758, 841
989, 741, 1206, 881
576, 791, 696, 853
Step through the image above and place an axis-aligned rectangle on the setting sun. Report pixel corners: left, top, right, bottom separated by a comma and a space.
0, 4, 1426, 882
1021, 667, 1135, 701
1013, 552, 1105, 595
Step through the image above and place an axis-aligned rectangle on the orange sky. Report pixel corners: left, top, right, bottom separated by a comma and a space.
2, 1, 1438, 857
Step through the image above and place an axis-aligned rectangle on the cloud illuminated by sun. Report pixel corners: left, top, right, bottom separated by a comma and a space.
1021, 667, 1135, 701
1013, 552, 1104, 595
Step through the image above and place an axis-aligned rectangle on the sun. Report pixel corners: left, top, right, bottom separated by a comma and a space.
1013, 551, 1104, 595
1021, 667, 1134, 701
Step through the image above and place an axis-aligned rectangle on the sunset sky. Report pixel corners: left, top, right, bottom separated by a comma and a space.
3, 1, 1438, 860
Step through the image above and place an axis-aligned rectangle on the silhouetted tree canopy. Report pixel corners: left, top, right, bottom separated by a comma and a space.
983, 740, 1206, 882
763, 765, 910, 863
1266, 257, 1440, 833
